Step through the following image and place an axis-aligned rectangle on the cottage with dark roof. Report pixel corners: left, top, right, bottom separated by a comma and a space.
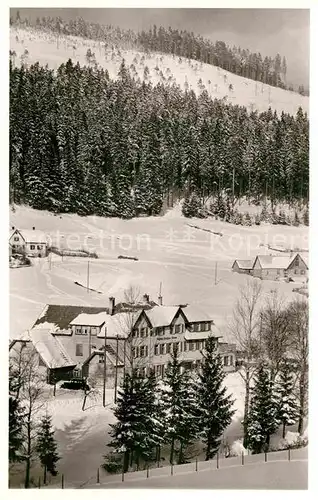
9, 227, 47, 257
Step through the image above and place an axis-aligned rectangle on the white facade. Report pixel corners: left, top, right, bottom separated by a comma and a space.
9, 228, 47, 257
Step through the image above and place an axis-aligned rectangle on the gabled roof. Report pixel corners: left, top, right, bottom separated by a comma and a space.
182, 305, 214, 323
83, 348, 124, 368
287, 252, 309, 270
29, 328, 76, 369
34, 303, 150, 331
145, 306, 180, 327
232, 259, 254, 270
10, 229, 47, 244
253, 255, 294, 270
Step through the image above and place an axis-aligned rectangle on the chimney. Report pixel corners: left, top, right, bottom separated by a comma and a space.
158, 294, 163, 306
109, 296, 115, 316
32, 226, 35, 230
143, 293, 149, 304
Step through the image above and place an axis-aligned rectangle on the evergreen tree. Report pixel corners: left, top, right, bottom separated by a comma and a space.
196, 337, 235, 460
162, 347, 199, 464
246, 366, 280, 453
36, 414, 60, 484
276, 362, 299, 438
104, 370, 163, 472
9, 396, 24, 463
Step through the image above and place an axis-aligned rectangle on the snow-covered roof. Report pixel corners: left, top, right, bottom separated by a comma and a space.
232, 259, 254, 270
183, 305, 214, 323
97, 311, 142, 338
83, 349, 124, 368
70, 312, 108, 327
184, 330, 213, 341
11, 229, 47, 244
288, 253, 309, 269
29, 328, 76, 369
146, 306, 180, 327
253, 255, 294, 269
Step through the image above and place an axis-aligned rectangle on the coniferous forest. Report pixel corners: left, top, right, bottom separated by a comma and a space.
10, 12, 308, 95
10, 58, 309, 218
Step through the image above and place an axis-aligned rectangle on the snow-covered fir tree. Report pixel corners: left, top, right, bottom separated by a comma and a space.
196, 336, 235, 460
162, 346, 199, 464
9, 395, 24, 464
276, 362, 299, 438
104, 369, 164, 473
246, 366, 280, 453
36, 414, 60, 484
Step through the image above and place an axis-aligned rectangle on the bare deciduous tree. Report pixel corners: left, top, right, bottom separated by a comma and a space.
228, 279, 263, 446
10, 344, 46, 488
287, 298, 308, 434
260, 291, 291, 380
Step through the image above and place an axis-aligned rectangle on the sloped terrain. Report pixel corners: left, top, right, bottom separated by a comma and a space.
10, 27, 309, 116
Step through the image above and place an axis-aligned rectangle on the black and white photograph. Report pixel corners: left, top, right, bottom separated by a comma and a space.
7, 4, 311, 491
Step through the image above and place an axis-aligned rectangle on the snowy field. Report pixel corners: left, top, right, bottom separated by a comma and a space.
10, 27, 309, 116
10, 204, 308, 340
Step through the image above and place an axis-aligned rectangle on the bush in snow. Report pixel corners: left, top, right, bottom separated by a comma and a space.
272, 431, 308, 452
228, 439, 248, 457
182, 194, 204, 218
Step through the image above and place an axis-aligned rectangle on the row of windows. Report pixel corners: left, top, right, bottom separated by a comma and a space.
73, 326, 99, 336
132, 322, 210, 338
132, 340, 208, 358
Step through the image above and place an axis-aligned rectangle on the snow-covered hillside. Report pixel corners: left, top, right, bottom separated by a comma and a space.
10, 27, 309, 116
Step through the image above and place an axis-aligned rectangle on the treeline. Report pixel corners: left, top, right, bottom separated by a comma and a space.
10, 59, 309, 218
10, 11, 308, 95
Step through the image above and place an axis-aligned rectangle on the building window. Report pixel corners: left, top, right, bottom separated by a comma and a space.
175, 342, 180, 353
91, 327, 97, 336
196, 341, 201, 351
37, 245, 42, 250
30, 245, 35, 250
175, 324, 181, 334
229, 355, 233, 365
83, 328, 89, 335
189, 341, 195, 351
156, 327, 163, 336
140, 346, 146, 357
132, 329, 138, 338
14, 237, 19, 242
194, 323, 199, 332
224, 356, 229, 366
75, 326, 82, 335
167, 343, 173, 354
99, 354, 105, 364
202, 340, 206, 349
183, 342, 188, 352
160, 365, 165, 377
132, 347, 137, 359
76, 344, 83, 356
294, 269, 298, 275
140, 328, 146, 338
160, 344, 165, 355
154, 344, 159, 355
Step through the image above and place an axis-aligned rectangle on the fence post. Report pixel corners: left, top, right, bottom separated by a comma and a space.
38, 477, 41, 489
146, 464, 149, 478
195, 457, 198, 472
61, 474, 64, 489
288, 447, 291, 462
217, 451, 219, 469
157, 446, 161, 468
265, 450, 267, 462
241, 451, 244, 466
171, 463, 174, 476
122, 469, 125, 482
97, 467, 100, 484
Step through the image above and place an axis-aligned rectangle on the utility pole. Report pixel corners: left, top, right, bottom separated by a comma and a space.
232, 168, 235, 200
87, 260, 90, 293
214, 262, 218, 286
102, 330, 107, 407
114, 335, 119, 403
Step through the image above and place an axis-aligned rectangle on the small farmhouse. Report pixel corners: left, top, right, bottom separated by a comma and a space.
252, 253, 308, 280
9, 227, 47, 257
9, 295, 237, 386
232, 259, 254, 275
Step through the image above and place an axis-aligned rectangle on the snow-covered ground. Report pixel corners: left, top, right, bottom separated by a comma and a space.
10, 27, 309, 116
10, 205, 308, 340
